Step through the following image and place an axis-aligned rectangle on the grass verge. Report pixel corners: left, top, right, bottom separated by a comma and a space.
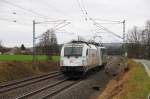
0, 55, 60, 61
120, 60, 150, 99
98, 60, 150, 99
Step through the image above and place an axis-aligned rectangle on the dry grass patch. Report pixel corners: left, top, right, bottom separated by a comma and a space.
0, 61, 59, 83
0, 61, 41, 83
98, 60, 150, 99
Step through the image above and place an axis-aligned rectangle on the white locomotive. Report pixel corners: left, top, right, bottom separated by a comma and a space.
60, 41, 107, 76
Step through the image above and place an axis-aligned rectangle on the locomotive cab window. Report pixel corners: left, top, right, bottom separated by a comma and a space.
64, 47, 83, 56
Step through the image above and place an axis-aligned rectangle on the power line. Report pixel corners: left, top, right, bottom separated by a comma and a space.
90, 18, 123, 24
0, 10, 44, 22
80, 0, 89, 16
76, 0, 87, 20
39, 0, 73, 21
90, 18, 123, 39
0, 17, 32, 26
75, 0, 124, 40
95, 23, 123, 39
92, 22, 123, 24
76, 0, 90, 20
0, 17, 16, 22
78, 0, 96, 33
0, 0, 70, 28
34, 20, 67, 24
39, 0, 90, 36
0, 0, 51, 20
0, 0, 69, 27
41, 0, 92, 33
36, 0, 88, 35
75, 0, 95, 34
55, 22, 71, 31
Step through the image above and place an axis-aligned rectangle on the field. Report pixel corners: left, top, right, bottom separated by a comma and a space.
0, 55, 60, 61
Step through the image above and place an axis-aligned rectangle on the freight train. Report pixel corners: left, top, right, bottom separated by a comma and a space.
60, 41, 107, 77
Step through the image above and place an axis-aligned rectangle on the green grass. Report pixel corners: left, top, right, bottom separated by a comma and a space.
51, 56, 60, 61
122, 60, 150, 99
0, 55, 60, 61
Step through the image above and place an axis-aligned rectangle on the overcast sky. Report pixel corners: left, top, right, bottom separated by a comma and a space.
0, 0, 150, 47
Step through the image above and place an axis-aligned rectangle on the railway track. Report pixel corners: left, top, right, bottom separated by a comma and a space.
0, 70, 81, 99
41, 80, 80, 99
0, 71, 60, 94
16, 79, 80, 99
0, 67, 105, 99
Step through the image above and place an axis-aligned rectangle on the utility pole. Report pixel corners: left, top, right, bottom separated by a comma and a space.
32, 20, 70, 69
123, 20, 125, 43
33, 20, 36, 69
122, 20, 127, 57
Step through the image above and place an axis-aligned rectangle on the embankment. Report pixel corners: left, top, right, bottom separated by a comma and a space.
0, 61, 59, 83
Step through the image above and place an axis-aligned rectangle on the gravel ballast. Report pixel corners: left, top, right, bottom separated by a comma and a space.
52, 68, 114, 99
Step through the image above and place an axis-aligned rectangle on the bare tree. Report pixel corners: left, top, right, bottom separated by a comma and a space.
127, 26, 144, 58
145, 21, 150, 43
127, 21, 150, 59
127, 26, 142, 43
145, 20, 150, 58
36, 29, 58, 59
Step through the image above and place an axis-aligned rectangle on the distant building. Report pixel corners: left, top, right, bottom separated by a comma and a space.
20, 49, 32, 54
6, 47, 21, 55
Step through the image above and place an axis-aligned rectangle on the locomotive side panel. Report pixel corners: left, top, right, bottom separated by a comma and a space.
87, 45, 99, 69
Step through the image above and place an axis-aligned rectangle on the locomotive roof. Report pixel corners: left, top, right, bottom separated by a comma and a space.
69, 40, 103, 47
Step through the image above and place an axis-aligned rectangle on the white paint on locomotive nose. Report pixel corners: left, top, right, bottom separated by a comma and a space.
70, 60, 73, 63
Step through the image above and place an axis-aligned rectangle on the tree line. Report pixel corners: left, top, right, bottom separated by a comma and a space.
127, 20, 150, 59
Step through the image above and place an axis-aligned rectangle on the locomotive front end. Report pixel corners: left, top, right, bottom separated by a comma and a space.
60, 43, 88, 77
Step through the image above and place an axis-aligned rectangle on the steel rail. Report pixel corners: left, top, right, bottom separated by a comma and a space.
0, 71, 60, 93
16, 79, 68, 99
41, 81, 80, 99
